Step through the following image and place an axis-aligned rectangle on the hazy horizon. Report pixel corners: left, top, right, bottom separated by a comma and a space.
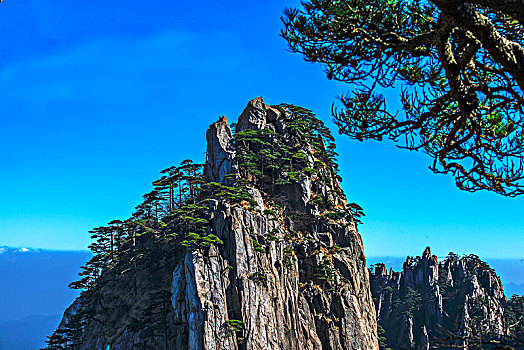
1, 246, 521, 348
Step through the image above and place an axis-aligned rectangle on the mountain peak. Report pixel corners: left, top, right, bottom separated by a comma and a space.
44, 99, 378, 349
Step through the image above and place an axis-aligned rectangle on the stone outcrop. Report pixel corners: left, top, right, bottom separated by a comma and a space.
204, 115, 236, 185
370, 247, 510, 349
48, 97, 378, 349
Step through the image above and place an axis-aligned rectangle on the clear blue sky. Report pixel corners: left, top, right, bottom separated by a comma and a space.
0, 0, 523, 259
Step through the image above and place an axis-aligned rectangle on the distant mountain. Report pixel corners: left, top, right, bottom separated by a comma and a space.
0, 314, 61, 350
367, 256, 405, 272
0, 247, 90, 330
368, 255, 524, 296
506, 282, 524, 296
370, 248, 524, 349
487, 257, 524, 286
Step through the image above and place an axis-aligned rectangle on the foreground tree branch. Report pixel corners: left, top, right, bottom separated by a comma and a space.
282, 0, 524, 196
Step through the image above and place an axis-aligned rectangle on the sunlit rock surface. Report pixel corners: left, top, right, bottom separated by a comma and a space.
49, 98, 378, 349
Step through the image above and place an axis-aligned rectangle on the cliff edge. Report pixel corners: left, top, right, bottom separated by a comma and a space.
45, 98, 378, 350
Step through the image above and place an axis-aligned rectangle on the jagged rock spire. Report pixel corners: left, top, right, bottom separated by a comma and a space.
236, 96, 282, 132
370, 247, 508, 349
46, 98, 379, 350
204, 115, 236, 185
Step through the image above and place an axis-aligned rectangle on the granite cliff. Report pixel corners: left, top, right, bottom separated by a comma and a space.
44, 98, 378, 349
370, 247, 524, 349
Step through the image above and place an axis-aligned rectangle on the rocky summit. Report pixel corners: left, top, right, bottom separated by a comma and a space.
45, 98, 378, 349
370, 247, 524, 349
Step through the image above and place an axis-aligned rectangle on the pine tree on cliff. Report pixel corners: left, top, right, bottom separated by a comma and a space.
44, 301, 86, 349
505, 295, 524, 344
68, 225, 114, 290
135, 190, 163, 224
137, 290, 172, 350
153, 165, 181, 213
179, 159, 204, 203
235, 129, 264, 184
108, 219, 125, 259
45, 99, 376, 349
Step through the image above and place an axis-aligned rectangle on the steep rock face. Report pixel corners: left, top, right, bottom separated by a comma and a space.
48, 98, 378, 349
205, 115, 236, 185
370, 247, 508, 349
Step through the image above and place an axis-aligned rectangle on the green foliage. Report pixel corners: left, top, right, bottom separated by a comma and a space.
234, 104, 343, 205
348, 202, 365, 225
377, 324, 392, 350
282, 245, 294, 266
225, 319, 244, 332
315, 257, 336, 284
505, 295, 524, 336
263, 209, 275, 216
180, 232, 206, 247
203, 182, 257, 207
463, 253, 496, 274
44, 301, 87, 349
250, 272, 266, 283
252, 238, 266, 253
391, 287, 422, 322
383, 286, 395, 294
68, 159, 209, 292
446, 252, 460, 262
468, 294, 493, 336
321, 211, 347, 221
55, 100, 364, 347
330, 244, 341, 253
282, 0, 524, 196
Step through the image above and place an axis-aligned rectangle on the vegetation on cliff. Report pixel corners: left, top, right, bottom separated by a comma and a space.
370, 249, 524, 349
43, 101, 372, 349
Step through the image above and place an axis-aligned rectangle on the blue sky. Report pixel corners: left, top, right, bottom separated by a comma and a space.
0, 0, 523, 259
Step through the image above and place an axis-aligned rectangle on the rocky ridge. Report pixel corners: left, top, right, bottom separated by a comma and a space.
370, 247, 523, 349
45, 97, 379, 349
